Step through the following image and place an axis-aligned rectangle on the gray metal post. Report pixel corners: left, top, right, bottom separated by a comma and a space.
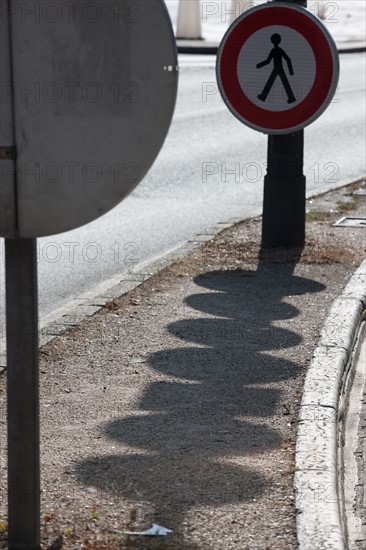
261, 0, 307, 248
5, 238, 40, 550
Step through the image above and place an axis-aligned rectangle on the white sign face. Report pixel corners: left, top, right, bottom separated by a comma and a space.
237, 25, 316, 112
216, 2, 339, 134
0, 0, 178, 238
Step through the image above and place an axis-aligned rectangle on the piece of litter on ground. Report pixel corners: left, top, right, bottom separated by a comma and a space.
125, 523, 173, 536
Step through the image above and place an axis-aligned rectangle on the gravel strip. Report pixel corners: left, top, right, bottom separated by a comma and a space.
0, 182, 365, 549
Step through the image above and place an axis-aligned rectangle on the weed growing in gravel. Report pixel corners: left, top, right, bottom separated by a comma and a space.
90, 506, 99, 521
306, 210, 333, 221
336, 199, 356, 213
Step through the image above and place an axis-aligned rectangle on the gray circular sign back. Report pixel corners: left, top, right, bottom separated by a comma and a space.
2, 0, 177, 237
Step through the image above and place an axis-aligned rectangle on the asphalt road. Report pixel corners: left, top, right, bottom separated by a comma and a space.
0, 52, 365, 328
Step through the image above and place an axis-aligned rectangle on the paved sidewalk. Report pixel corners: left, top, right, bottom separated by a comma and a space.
1, 180, 364, 549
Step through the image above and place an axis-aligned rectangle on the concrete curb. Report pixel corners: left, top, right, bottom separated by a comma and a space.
0, 218, 241, 367
295, 260, 366, 549
36, 220, 239, 348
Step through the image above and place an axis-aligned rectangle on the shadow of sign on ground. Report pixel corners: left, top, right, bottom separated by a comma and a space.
75, 258, 325, 544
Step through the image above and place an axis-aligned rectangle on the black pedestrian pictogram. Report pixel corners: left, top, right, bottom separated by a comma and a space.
256, 33, 296, 104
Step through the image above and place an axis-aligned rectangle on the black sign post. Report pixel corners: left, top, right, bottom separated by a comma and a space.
262, 130, 306, 248
261, 0, 307, 249
5, 239, 40, 549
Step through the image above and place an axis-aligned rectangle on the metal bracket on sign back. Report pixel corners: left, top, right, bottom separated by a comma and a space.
0, 146, 17, 160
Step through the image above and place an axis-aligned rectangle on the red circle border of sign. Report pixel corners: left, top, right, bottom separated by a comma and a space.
218, 4, 337, 132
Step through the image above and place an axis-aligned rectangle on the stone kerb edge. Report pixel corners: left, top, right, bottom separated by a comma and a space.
295, 260, 366, 550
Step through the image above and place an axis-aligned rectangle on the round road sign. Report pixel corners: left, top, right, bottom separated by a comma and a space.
1, 0, 178, 238
216, 2, 339, 134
